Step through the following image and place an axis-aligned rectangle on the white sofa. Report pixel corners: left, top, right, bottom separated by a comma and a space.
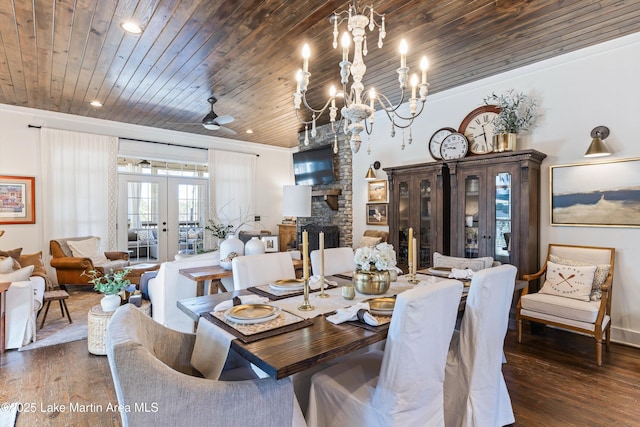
5, 276, 45, 350
147, 251, 223, 333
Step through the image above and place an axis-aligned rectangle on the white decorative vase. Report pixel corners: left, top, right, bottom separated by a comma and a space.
220, 233, 244, 270
100, 294, 121, 312
245, 236, 265, 255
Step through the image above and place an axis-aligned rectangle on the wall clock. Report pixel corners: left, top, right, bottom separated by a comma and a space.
440, 132, 469, 160
458, 105, 501, 155
428, 127, 456, 160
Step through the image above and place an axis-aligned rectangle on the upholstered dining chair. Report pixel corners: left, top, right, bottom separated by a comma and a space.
231, 252, 296, 290
106, 304, 305, 427
306, 279, 464, 427
444, 264, 518, 427
310, 247, 356, 276
516, 244, 615, 366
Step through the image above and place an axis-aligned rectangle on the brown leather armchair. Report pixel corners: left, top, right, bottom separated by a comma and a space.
50, 237, 130, 287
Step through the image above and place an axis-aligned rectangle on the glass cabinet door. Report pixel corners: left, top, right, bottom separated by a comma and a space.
464, 175, 480, 258
419, 179, 431, 267
398, 180, 410, 265
494, 172, 512, 264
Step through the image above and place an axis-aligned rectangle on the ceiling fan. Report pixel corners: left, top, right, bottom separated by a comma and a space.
169, 97, 236, 135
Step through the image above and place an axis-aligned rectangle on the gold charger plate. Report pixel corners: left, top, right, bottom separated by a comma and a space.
226, 304, 280, 320
270, 278, 304, 291
428, 267, 452, 277
364, 296, 396, 316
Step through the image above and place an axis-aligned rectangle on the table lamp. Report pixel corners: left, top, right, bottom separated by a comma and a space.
282, 185, 312, 249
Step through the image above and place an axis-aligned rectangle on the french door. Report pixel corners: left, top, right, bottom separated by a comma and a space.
118, 174, 208, 263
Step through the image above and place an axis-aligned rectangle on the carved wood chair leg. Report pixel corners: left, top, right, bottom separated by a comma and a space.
596, 339, 603, 366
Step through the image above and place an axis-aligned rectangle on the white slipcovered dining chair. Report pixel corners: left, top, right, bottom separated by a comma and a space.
310, 247, 356, 276
306, 279, 464, 427
231, 252, 296, 290
444, 264, 517, 427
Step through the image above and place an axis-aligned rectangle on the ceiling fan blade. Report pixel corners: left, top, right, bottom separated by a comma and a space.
214, 114, 234, 125
216, 126, 237, 136
203, 123, 221, 130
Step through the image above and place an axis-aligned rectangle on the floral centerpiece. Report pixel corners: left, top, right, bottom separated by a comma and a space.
484, 89, 537, 134
83, 268, 133, 312
353, 243, 397, 295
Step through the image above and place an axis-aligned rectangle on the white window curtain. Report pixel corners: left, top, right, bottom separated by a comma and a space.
208, 150, 256, 236
40, 129, 119, 257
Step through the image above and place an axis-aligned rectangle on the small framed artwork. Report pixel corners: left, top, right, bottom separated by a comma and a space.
550, 157, 640, 228
368, 180, 388, 202
261, 235, 279, 252
0, 175, 35, 224
366, 203, 388, 225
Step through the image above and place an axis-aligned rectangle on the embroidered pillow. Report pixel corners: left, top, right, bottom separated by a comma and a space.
357, 236, 381, 248
433, 252, 494, 272
539, 261, 596, 302
67, 237, 109, 265
548, 254, 610, 302
0, 265, 35, 283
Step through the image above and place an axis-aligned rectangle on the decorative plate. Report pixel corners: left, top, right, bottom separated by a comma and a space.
364, 296, 396, 316
224, 304, 281, 324
270, 278, 304, 291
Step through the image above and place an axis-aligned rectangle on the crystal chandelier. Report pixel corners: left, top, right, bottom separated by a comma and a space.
293, 1, 429, 154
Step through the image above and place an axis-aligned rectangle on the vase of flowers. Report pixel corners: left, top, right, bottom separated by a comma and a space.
484, 89, 537, 152
83, 269, 132, 312
353, 243, 397, 295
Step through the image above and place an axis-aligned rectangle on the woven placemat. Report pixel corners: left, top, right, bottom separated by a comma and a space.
248, 282, 337, 300
203, 310, 313, 343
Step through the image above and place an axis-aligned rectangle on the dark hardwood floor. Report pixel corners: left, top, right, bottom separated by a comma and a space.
1, 328, 639, 426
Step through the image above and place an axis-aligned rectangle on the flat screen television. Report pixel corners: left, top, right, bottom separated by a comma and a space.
293, 145, 335, 186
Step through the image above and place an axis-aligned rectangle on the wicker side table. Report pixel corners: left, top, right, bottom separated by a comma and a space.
88, 301, 151, 355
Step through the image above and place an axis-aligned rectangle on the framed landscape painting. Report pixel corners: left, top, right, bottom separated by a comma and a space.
367, 180, 387, 202
550, 157, 640, 227
0, 175, 35, 224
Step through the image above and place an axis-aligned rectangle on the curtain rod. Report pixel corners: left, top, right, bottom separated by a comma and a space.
27, 125, 259, 157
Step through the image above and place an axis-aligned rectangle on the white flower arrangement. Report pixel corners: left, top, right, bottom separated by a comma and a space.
354, 242, 397, 272
484, 89, 537, 134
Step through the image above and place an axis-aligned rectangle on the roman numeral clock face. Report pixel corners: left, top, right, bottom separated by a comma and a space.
459, 105, 501, 155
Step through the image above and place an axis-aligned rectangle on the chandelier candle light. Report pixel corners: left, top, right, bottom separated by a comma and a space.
294, 2, 430, 154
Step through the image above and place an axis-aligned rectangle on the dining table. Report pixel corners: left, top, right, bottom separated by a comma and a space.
177, 272, 466, 379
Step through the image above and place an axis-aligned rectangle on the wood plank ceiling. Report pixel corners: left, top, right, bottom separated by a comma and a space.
1, 0, 639, 149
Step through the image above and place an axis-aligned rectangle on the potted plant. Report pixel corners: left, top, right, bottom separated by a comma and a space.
352, 242, 397, 295
83, 268, 132, 312
484, 89, 537, 151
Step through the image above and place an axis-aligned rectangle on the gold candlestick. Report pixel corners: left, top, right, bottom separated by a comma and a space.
298, 230, 315, 310
317, 231, 328, 298
408, 261, 419, 284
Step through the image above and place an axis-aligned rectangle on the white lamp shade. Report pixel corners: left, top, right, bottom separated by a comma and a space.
283, 185, 311, 217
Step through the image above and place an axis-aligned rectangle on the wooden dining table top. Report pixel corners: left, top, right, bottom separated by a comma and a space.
177, 273, 462, 379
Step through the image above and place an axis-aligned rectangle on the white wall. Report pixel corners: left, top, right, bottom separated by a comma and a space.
0, 104, 294, 256
352, 32, 640, 347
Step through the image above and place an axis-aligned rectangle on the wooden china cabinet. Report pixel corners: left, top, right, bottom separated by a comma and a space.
385, 149, 546, 279
385, 163, 450, 273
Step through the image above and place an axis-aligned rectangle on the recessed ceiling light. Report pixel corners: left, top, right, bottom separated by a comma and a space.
246, 129, 254, 134
90, 100, 103, 107
121, 21, 142, 34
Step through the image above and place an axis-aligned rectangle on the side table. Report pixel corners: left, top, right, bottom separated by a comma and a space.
179, 265, 232, 297
88, 301, 151, 355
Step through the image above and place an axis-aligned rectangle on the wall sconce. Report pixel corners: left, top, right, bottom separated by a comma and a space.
365, 161, 381, 180
584, 126, 611, 158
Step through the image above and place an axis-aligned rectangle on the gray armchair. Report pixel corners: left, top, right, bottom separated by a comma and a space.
106, 304, 298, 427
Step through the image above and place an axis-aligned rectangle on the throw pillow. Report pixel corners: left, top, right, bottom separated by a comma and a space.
137, 229, 155, 242
357, 236, 381, 248
19, 252, 47, 278
433, 252, 494, 272
548, 254, 610, 302
0, 265, 35, 282
0, 247, 23, 261
67, 237, 109, 265
0, 256, 19, 273
539, 261, 596, 302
